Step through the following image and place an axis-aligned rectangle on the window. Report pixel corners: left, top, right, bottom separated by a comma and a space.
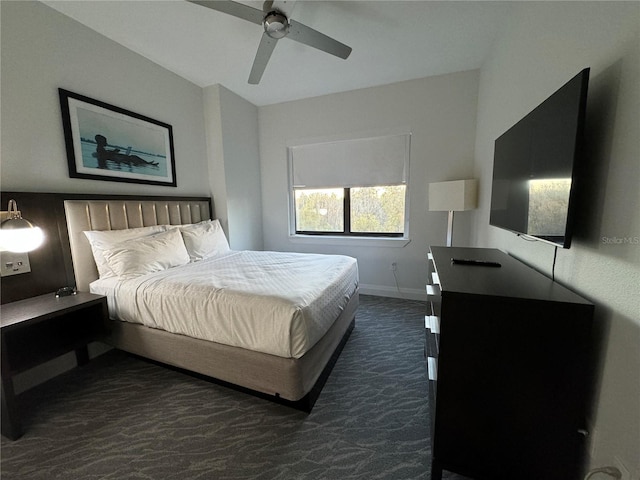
294, 186, 406, 236
289, 133, 410, 238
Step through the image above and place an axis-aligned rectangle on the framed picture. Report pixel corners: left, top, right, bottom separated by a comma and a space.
59, 89, 177, 187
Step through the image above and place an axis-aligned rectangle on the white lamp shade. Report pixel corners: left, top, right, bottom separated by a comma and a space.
0, 221, 44, 252
429, 179, 478, 212
0, 200, 45, 252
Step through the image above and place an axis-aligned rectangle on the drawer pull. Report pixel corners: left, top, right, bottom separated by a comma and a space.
427, 357, 438, 381
429, 315, 440, 334
425, 315, 432, 330
426, 285, 439, 296
432, 272, 440, 285
427, 252, 434, 261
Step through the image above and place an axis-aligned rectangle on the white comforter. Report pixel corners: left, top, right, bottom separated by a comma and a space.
90, 250, 358, 358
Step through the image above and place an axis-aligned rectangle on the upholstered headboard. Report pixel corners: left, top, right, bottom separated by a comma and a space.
64, 198, 211, 292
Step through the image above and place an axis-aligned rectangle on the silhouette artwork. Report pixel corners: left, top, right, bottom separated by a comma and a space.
93, 134, 159, 170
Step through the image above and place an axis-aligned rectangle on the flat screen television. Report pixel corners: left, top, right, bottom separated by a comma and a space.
490, 68, 590, 248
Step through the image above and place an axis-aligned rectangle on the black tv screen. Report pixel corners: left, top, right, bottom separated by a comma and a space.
490, 68, 590, 248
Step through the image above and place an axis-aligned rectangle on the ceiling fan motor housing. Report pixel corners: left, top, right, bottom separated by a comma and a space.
263, 11, 289, 39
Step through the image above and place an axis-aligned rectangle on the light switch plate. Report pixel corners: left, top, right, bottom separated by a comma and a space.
0, 251, 32, 277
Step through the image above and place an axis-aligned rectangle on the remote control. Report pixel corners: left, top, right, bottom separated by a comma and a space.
451, 258, 501, 267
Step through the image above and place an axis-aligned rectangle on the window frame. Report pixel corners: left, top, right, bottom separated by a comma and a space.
294, 186, 407, 238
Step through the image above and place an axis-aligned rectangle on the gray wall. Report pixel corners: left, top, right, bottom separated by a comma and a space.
472, 2, 639, 474
203, 85, 263, 251
259, 71, 480, 299
1, 1, 209, 196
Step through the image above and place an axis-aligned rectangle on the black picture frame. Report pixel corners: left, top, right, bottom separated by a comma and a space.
59, 89, 177, 187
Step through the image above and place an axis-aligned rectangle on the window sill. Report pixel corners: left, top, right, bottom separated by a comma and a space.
289, 234, 411, 248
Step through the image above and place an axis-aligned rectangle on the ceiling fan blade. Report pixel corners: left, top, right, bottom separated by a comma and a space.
248, 33, 278, 84
263, 0, 274, 12
287, 19, 352, 59
187, 0, 264, 26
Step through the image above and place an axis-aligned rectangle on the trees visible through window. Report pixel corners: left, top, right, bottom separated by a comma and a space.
295, 185, 406, 236
295, 188, 344, 233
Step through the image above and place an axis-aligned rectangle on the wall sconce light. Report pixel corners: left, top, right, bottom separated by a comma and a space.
0, 200, 45, 253
429, 179, 478, 247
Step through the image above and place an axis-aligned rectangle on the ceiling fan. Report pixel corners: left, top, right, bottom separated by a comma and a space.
187, 0, 352, 84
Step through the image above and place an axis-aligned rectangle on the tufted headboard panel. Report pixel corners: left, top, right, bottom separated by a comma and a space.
64, 198, 211, 292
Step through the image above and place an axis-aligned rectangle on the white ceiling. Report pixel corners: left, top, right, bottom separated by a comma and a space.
43, 0, 512, 106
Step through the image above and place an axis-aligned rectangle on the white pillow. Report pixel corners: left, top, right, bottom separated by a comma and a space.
179, 219, 230, 261
102, 228, 190, 278
84, 225, 167, 278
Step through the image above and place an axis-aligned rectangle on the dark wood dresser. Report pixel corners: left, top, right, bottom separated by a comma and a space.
425, 246, 594, 480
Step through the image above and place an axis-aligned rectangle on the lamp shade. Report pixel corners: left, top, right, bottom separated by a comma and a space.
0, 200, 45, 252
429, 179, 478, 212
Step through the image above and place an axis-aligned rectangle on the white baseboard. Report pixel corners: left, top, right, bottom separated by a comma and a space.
359, 284, 428, 301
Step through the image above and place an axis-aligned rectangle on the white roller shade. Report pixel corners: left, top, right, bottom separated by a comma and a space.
290, 133, 410, 188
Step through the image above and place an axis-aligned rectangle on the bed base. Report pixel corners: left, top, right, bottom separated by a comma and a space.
127, 318, 355, 413
105, 288, 358, 409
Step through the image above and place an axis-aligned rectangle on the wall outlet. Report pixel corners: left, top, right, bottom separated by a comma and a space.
614, 456, 631, 480
0, 251, 31, 277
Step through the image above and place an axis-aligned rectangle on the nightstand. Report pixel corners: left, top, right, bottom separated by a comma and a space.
1, 292, 108, 440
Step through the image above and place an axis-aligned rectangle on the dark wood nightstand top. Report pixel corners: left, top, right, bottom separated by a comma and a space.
0, 292, 106, 331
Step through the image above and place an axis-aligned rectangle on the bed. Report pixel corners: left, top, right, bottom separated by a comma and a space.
64, 197, 359, 410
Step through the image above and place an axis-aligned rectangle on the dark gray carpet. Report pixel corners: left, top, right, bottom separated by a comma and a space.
1, 295, 471, 480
